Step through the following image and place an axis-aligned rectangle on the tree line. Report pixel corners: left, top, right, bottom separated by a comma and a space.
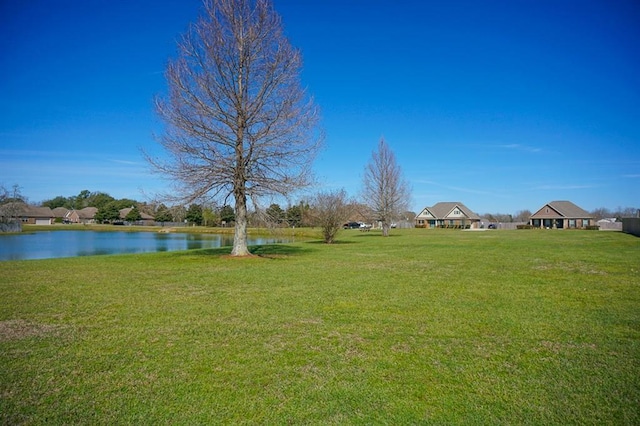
3, 0, 637, 249
36, 188, 379, 232
36, 188, 335, 228
38, 189, 229, 226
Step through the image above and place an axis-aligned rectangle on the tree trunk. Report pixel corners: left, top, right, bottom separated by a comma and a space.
231, 192, 250, 256
148, 0, 321, 256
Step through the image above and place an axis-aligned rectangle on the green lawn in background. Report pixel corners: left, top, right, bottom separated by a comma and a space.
1, 228, 638, 424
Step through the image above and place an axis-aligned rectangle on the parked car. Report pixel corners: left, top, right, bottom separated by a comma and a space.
343, 222, 361, 229
359, 223, 372, 230
390, 223, 397, 228
488, 223, 496, 229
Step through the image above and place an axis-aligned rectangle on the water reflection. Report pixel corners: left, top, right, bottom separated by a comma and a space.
0, 231, 290, 261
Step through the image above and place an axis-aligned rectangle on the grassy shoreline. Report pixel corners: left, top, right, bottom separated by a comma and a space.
22, 223, 321, 238
1, 229, 639, 423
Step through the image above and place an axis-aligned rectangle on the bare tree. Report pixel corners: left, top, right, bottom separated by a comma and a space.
146, 0, 321, 256
613, 206, 640, 219
590, 207, 612, 221
0, 184, 26, 232
361, 138, 411, 236
484, 212, 513, 223
311, 189, 352, 244
513, 209, 532, 223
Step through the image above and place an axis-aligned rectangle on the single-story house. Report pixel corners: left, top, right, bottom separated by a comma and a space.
529, 201, 593, 229
119, 207, 155, 226
415, 202, 481, 229
18, 205, 55, 225
66, 207, 98, 224
52, 207, 69, 222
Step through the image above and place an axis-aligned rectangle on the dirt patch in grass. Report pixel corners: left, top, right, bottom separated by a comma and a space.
220, 253, 291, 260
0, 319, 63, 342
531, 260, 608, 275
219, 253, 260, 260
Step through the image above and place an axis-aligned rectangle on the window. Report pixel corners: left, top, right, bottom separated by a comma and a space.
454, 209, 460, 215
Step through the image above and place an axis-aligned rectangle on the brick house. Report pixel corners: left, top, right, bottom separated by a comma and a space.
529, 201, 593, 229
415, 202, 481, 229
65, 207, 98, 224
17, 205, 55, 225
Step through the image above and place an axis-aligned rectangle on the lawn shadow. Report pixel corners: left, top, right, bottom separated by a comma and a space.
250, 244, 316, 258
304, 239, 359, 245
171, 246, 233, 257
354, 232, 403, 238
172, 243, 316, 259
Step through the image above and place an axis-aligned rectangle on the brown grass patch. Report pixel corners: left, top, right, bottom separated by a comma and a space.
0, 319, 62, 342
219, 253, 260, 260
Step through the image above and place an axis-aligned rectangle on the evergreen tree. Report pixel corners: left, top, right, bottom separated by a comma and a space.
219, 205, 235, 224
185, 204, 203, 225
95, 202, 121, 223
155, 205, 173, 224
125, 207, 142, 222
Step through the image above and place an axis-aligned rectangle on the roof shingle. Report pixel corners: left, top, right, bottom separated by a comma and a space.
531, 201, 592, 219
421, 202, 480, 220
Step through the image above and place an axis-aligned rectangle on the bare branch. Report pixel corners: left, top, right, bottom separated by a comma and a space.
361, 138, 412, 236
146, 0, 322, 255
311, 189, 352, 244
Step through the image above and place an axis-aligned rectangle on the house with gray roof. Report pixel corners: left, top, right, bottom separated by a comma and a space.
529, 201, 593, 229
66, 207, 98, 224
119, 207, 155, 225
415, 202, 481, 229
17, 205, 55, 225
52, 207, 69, 222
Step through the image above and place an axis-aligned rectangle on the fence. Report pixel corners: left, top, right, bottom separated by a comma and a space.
622, 218, 640, 237
598, 222, 623, 231
494, 222, 526, 230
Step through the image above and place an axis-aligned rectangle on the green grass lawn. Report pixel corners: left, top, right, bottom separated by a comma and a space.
1, 228, 639, 424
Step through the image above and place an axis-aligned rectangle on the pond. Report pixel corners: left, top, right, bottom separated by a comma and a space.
0, 230, 291, 261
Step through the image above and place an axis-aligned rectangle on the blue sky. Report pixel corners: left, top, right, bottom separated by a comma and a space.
1, 0, 638, 214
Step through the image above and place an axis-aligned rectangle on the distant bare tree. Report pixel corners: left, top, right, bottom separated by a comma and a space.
613, 207, 639, 219
311, 189, 352, 244
0, 184, 26, 232
146, 0, 321, 256
495, 213, 513, 223
483, 212, 519, 223
361, 138, 411, 236
513, 210, 532, 223
590, 207, 612, 221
